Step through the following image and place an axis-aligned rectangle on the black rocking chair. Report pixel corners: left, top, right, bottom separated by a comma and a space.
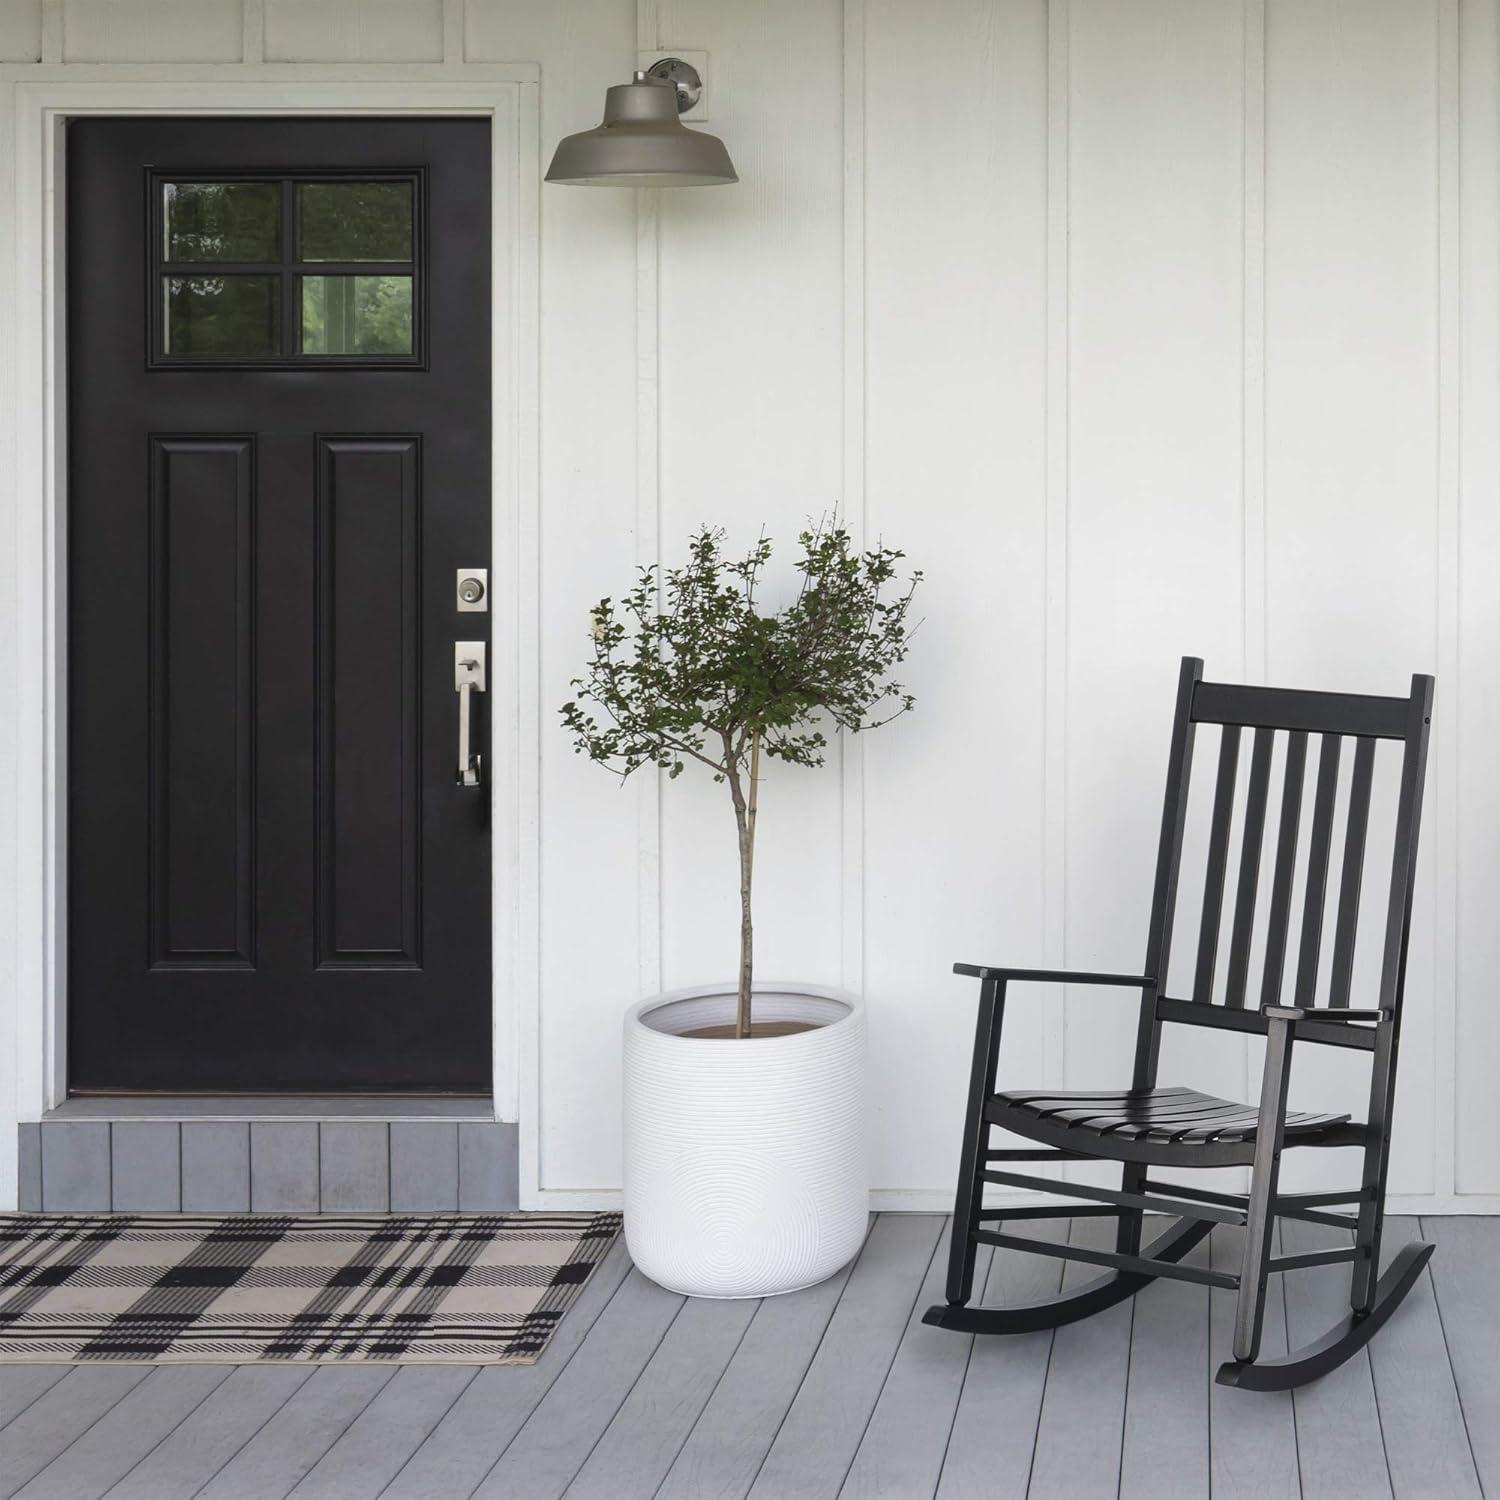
926, 657, 1434, 1391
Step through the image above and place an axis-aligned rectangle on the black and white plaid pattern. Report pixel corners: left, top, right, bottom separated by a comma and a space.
0, 1212, 620, 1363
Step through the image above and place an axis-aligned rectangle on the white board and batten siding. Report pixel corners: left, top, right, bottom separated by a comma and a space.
0, 0, 1497, 1214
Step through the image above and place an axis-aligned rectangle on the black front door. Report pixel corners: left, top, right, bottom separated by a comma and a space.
67, 117, 492, 1093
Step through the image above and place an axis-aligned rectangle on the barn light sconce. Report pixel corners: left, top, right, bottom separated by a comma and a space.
545, 58, 738, 187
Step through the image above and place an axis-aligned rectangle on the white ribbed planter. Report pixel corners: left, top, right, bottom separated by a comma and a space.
623, 985, 867, 1298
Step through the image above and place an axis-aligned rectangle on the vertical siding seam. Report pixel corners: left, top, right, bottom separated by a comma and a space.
1434, 0, 1461, 1201
241, 0, 265, 65
635, 0, 663, 1016
442, 0, 464, 66
1241, 0, 1267, 1116
39, 0, 61, 64
1044, 0, 1070, 1096
841, 0, 866, 1009
1241, 0, 1267, 689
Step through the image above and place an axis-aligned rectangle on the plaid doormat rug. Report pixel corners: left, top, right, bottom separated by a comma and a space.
0, 1211, 621, 1364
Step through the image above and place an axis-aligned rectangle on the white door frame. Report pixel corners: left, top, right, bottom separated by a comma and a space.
0, 66, 541, 1203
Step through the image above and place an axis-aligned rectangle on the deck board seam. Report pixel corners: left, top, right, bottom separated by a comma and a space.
0, 1366, 79, 1440
1115, 1277, 1137, 1498
1339, 1219, 1395, 1500
645, 1296, 763, 1500
1415, 1216, 1485, 1496
1022, 1217, 1078, 1498
171, 1368, 319, 1500
832, 1215, 948, 1497
372, 1242, 636, 1500
1202, 1271, 1212, 1500
931, 1252, 983, 1498
303, 1364, 481, 1500
58, 1364, 236, 1499
269, 1366, 400, 1500
5, 1364, 152, 1493
1280, 1225, 1303, 1498
1363, 1337, 1398, 1498
556, 1290, 688, 1497
455, 1250, 640, 1500
742, 1212, 881, 1496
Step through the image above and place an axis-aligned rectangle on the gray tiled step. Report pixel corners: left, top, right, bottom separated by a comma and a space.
17, 1117, 517, 1212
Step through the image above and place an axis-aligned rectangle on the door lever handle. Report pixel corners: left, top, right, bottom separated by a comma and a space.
455, 642, 487, 787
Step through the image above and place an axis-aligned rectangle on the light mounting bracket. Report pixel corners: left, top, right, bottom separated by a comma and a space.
644, 57, 703, 114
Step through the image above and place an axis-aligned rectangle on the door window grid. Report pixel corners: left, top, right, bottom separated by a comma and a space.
150, 169, 424, 369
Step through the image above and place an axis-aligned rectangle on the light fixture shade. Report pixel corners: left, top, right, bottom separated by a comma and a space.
546, 74, 738, 187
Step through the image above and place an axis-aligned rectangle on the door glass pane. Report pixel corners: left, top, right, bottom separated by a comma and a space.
301, 275, 413, 355
298, 182, 412, 262
163, 182, 280, 263
164, 275, 281, 356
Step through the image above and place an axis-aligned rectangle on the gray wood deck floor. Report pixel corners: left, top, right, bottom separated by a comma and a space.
0, 1213, 1489, 1499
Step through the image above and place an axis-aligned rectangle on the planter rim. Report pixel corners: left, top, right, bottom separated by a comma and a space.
626, 983, 860, 1047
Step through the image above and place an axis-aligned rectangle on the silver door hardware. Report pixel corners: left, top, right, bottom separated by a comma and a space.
456, 568, 488, 611
455, 642, 487, 786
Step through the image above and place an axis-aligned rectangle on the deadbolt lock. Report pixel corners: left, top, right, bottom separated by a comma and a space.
456, 568, 488, 612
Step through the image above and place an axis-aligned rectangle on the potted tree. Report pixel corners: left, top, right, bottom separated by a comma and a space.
562, 522, 920, 1296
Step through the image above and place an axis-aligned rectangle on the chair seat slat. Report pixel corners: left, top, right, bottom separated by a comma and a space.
1000, 1086, 1194, 1106
991, 1086, 1350, 1146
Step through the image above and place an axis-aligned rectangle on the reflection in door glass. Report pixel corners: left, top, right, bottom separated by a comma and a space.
164, 275, 281, 355
298, 182, 412, 262
301, 275, 413, 355
163, 182, 280, 262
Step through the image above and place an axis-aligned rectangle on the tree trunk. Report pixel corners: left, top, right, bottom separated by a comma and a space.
733, 732, 762, 1039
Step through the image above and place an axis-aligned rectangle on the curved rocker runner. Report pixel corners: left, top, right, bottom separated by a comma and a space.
925, 658, 1435, 1394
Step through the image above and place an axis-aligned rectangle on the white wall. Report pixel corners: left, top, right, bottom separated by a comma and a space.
1, 0, 1497, 1211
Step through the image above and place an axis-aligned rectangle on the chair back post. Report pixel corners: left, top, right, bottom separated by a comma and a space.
1351, 672, 1434, 1310
1376, 674, 1435, 1020
1131, 656, 1203, 1091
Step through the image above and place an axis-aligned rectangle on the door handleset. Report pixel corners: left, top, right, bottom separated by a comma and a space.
455, 642, 486, 786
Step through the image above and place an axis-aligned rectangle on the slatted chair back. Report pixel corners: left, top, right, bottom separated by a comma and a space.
1132, 657, 1433, 1087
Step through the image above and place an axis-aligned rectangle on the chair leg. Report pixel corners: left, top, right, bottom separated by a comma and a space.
1351, 1031, 1397, 1315
1116, 1163, 1147, 1256
1232, 1012, 1295, 1364
944, 977, 1005, 1307
1350, 1158, 1386, 1316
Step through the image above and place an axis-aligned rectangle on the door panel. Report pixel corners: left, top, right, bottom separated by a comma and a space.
148, 436, 257, 969
317, 436, 423, 968
68, 117, 492, 1093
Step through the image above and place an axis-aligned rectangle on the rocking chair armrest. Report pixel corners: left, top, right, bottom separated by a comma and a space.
953, 963, 1155, 990
1264, 1005, 1391, 1025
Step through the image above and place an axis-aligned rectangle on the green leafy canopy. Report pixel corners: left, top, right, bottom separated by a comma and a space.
560, 520, 922, 786
560, 519, 920, 1037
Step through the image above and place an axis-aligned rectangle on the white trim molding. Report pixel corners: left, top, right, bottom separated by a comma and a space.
0, 64, 541, 1208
